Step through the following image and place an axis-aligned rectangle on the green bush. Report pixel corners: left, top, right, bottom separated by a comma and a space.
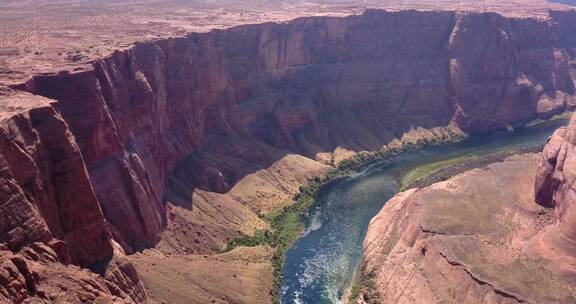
223, 133, 467, 303
224, 229, 270, 252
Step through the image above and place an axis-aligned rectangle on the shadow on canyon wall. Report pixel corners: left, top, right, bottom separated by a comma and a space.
21, 9, 576, 253
164, 9, 576, 210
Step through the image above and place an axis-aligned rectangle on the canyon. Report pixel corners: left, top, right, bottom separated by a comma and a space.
1, 1, 576, 303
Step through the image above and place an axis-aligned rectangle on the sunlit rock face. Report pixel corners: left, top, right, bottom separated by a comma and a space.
1, 8, 576, 303
531, 113, 576, 282
361, 148, 576, 304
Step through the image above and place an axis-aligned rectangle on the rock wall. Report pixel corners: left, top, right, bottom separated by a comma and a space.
531, 113, 576, 282
0, 89, 145, 303
1, 9, 576, 303
21, 9, 576, 252
361, 154, 576, 304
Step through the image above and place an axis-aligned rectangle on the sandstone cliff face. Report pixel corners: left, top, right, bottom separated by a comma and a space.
0, 89, 111, 265
0, 89, 145, 303
450, 12, 576, 130
531, 113, 576, 281
1, 9, 576, 303
361, 154, 575, 304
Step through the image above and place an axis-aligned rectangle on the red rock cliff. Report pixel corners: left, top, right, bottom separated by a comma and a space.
531, 112, 576, 282
0, 88, 145, 303
1, 9, 576, 303
21, 10, 576, 252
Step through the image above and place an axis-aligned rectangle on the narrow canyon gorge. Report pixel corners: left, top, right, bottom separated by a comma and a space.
1, 1, 576, 303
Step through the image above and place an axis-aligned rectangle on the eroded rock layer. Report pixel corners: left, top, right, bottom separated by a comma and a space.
0, 89, 145, 303
531, 113, 576, 282
1, 8, 576, 303
362, 154, 575, 304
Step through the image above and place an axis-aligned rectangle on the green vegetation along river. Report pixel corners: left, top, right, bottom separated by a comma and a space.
281, 116, 569, 304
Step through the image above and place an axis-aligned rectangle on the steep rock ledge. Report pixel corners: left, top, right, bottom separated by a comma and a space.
361, 154, 575, 304
530, 113, 576, 281
1, 8, 576, 303
0, 88, 145, 303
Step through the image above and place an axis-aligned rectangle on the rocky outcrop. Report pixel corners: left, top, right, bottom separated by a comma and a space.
0, 242, 138, 304
0, 89, 145, 303
530, 113, 576, 281
361, 154, 575, 304
1, 8, 576, 303
0, 89, 111, 265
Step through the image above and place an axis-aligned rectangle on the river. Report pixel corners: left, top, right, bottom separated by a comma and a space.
280, 117, 569, 304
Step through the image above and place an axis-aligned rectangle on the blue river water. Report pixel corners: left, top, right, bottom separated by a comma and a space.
549, 0, 576, 5
281, 118, 569, 304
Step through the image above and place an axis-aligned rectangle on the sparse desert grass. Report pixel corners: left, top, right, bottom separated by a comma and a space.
400, 154, 479, 191
224, 133, 465, 302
